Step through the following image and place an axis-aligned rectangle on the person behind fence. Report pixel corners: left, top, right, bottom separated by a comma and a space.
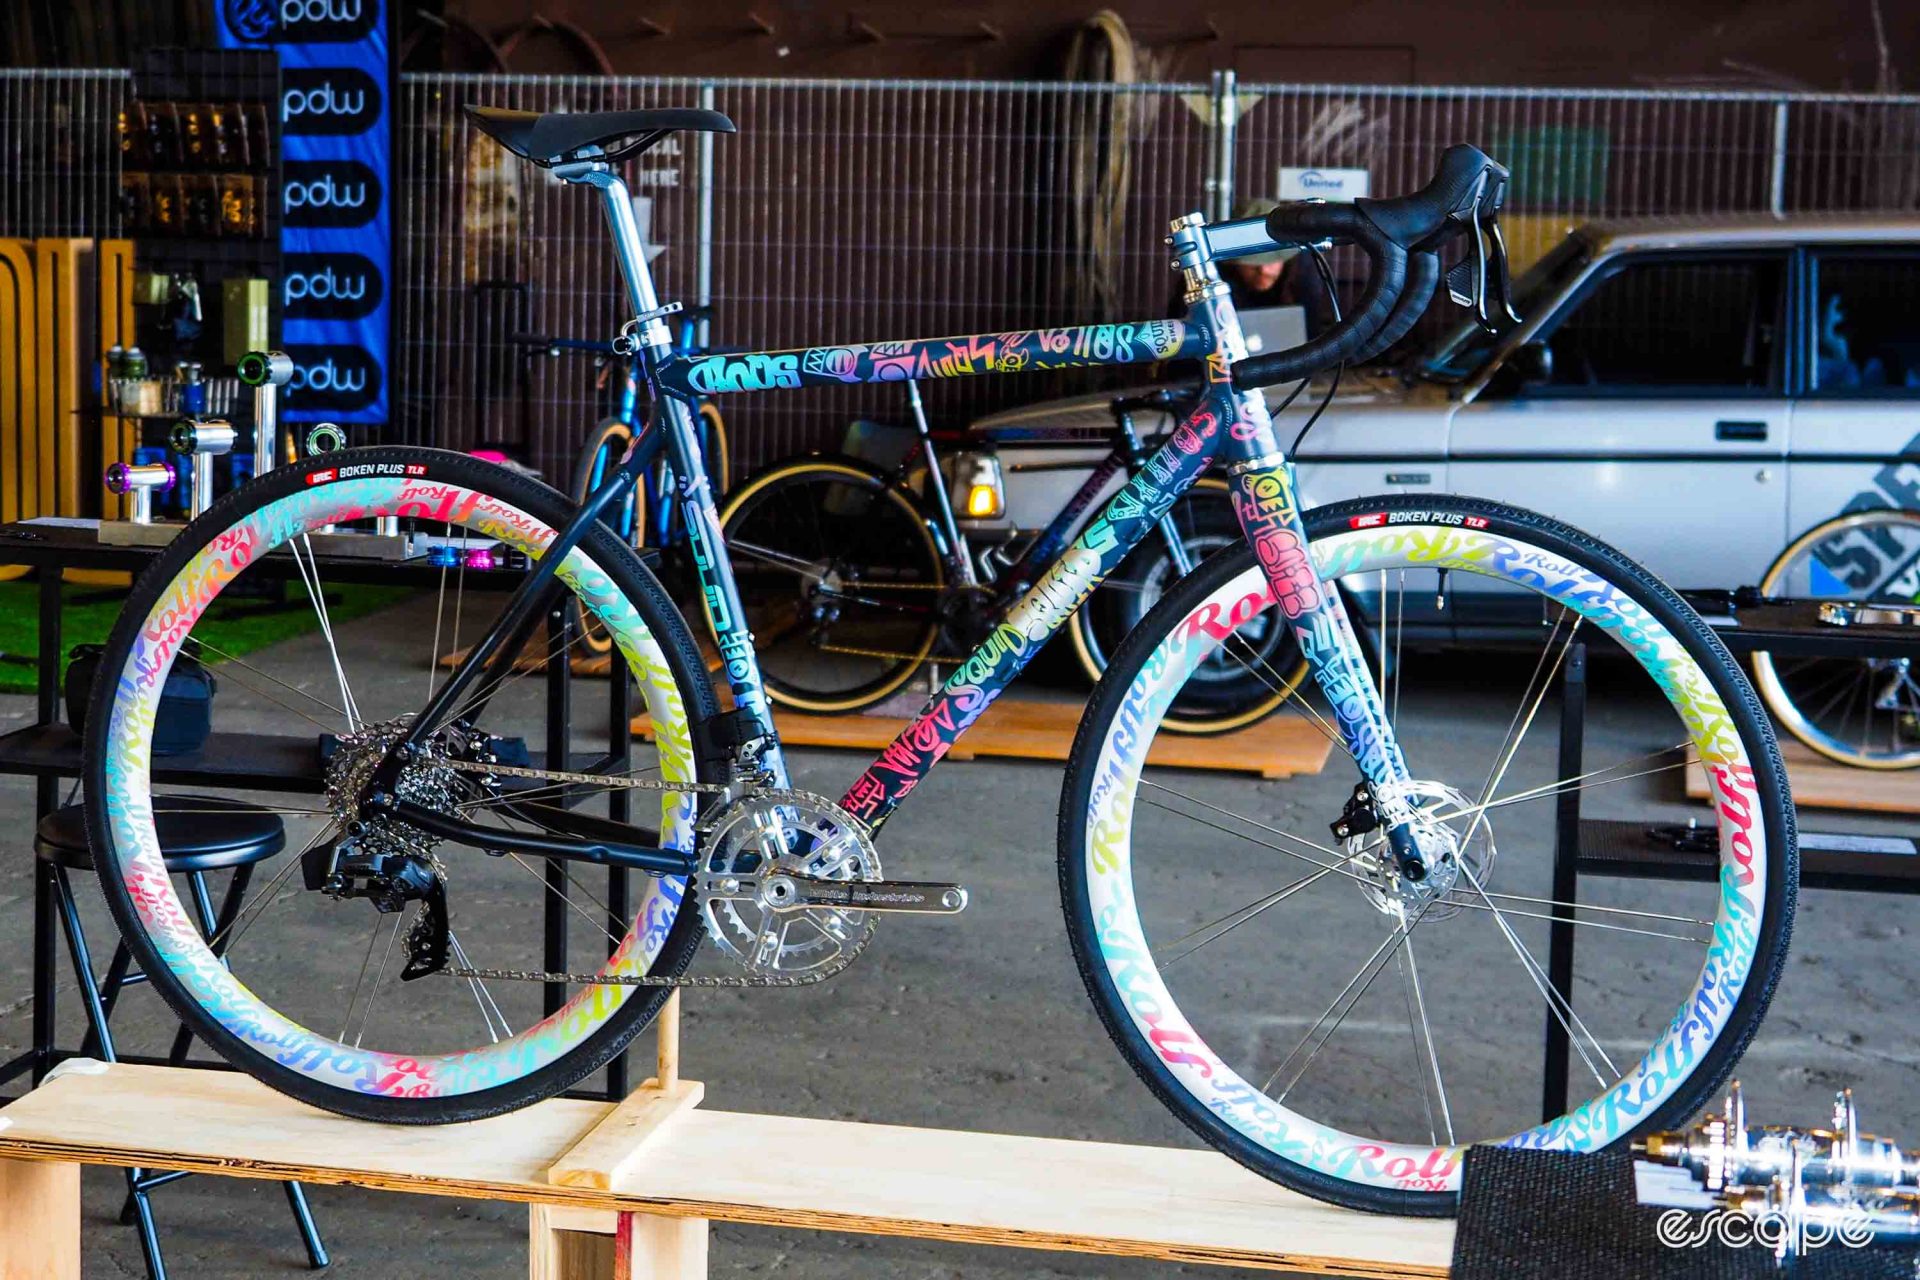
1172, 197, 1337, 335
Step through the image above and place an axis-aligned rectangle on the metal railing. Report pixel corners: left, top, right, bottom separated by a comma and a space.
6, 68, 1920, 479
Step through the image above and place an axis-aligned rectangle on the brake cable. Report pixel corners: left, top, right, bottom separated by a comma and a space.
1289, 245, 1345, 456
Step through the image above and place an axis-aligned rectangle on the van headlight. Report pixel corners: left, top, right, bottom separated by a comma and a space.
946, 451, 1005, 521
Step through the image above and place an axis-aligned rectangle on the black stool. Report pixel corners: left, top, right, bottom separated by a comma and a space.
37, 796, 330, 1280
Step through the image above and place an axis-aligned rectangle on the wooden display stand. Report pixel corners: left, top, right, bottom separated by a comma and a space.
0, 993, 1451, 1278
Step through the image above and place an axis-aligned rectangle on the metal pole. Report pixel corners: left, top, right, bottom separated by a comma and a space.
696, 81, 718, 349
1210, 69, 1238, 222
1769, 99, 1789, 214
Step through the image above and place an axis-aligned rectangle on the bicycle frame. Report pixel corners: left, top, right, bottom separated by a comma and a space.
386, 161, 1426, 875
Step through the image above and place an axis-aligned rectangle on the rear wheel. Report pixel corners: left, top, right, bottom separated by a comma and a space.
85, 446, 718, 1123
1061, 493, 1795, 1213
1753, 507, 1920, 769
719, 459, 944, 714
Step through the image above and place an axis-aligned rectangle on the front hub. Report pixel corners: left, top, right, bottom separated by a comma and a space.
1338, 780, 1495, 923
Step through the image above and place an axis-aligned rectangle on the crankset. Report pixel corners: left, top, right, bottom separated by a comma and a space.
403, 759, 968, 989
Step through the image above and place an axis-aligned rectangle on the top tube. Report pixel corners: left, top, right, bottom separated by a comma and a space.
654, 320, 1205, 397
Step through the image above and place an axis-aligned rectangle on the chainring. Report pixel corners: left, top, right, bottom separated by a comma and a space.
696, 788, 881, 978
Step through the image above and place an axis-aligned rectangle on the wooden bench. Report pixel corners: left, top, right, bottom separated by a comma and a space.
0, 1062, 1452, 1278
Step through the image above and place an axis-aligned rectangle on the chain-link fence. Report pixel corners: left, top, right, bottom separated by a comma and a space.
396, 74, 1214, 473
7, 68, 1920, 479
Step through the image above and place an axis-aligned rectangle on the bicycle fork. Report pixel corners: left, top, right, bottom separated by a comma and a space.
1223, 443, 1430, 880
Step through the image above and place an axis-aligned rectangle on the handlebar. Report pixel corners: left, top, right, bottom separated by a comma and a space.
1228, 144, 1516, 391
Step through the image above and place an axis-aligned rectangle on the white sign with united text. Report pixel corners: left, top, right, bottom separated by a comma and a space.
1278, 166, 1371, 202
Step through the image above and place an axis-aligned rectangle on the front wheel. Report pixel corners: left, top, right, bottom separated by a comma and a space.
1060, 494, 1796, 1214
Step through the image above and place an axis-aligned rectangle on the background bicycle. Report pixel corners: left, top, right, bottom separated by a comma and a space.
720, 383, 1305, 728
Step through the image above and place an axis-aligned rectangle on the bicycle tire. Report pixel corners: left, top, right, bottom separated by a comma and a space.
84, 446, 720, 1123
1752, 507, 1920, 769
1060, 493, 1796, 1214
719, 457, 944, 714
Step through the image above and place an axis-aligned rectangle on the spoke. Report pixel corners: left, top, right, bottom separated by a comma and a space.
1264, 903, 1430, 1101
1463, 610, 1581, 854
185, 636, 348, 722
1456, 860, 1616, 1088
1157, 862, 1342, 972
1216, 630, 1353, 761
1426, 748, 1693, 826
448, 932, 513, 1041
338, 914, 386, 1042
1137, 778, 1367, 874
1442, 896, 1709, 944
351, 912, 406, 1048
206, 820, 339, 952
289, 534, 362, 732
1396, 907, 1453, 1145
503, 851, 627, 949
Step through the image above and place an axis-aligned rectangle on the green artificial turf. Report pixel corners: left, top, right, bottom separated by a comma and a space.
0, 579, 416, 695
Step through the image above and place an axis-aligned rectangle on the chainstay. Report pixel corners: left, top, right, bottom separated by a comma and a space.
433, 760, 876, 988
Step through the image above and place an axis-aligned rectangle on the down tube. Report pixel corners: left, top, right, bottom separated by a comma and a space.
838, 395, 1231, 829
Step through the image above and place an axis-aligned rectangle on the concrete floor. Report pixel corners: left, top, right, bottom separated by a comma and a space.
1, 589, 1916, 1279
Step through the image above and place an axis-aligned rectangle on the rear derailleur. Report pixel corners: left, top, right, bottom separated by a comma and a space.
302, 844, 450, 982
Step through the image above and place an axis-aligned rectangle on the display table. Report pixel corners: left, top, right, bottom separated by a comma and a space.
0, 1061, 1453, 1279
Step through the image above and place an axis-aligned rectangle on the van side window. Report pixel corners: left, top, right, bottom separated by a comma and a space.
1810, 253, 1920, 396
1541, 255, 1783, 394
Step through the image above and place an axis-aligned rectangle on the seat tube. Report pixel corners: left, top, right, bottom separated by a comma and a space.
575, 161, 790, 786
1170, 214, 1419, 832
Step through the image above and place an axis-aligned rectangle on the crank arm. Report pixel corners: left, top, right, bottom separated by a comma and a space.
380, 798, 696, 876
724, 873, 969, 915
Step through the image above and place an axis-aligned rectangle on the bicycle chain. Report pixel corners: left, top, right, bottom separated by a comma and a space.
429, 758, 873, 989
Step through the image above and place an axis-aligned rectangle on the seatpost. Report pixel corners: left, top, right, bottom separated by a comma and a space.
556, 156, 792, 786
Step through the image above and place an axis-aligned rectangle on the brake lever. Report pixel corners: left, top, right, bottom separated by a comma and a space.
1442, 175, 1521, 334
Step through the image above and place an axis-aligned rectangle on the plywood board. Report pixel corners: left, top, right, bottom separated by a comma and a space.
1687, 739, 1920, 815
0, 1064, 1450, 1277
637, 695, 1333, 780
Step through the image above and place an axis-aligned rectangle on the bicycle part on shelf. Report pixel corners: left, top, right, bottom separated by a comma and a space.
696, 787, 884, 978
170, 418, 237, 520
306, 422, 348, 456
1639, 1083, 1920, 1259
104, 460, 175, 525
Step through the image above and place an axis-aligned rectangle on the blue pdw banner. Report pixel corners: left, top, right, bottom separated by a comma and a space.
217, 0, 390, 427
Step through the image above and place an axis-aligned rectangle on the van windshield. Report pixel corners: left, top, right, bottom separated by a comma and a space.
1413, 236, 1590, 381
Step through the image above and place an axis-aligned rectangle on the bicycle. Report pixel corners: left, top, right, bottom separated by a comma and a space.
720, 382, 1305, 728
512, 315, 731, 658
1752, 506, 1920, 768
83, 105, 1797, 1216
